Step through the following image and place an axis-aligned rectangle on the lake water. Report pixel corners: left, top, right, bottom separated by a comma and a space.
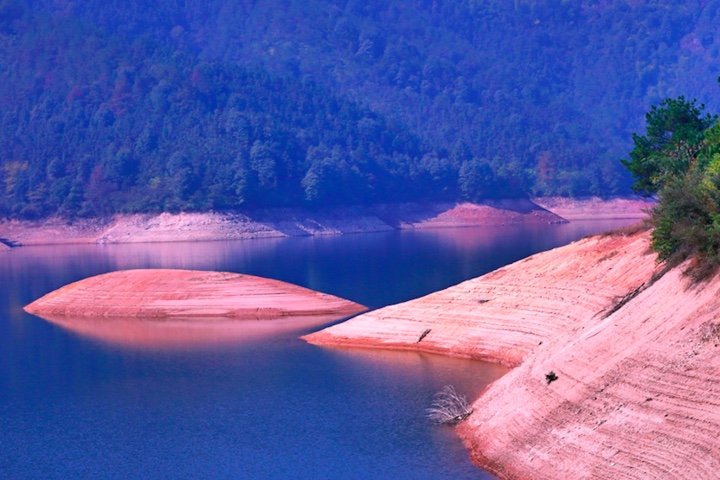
0, 219, 638, 479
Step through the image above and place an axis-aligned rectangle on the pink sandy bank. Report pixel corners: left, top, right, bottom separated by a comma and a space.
305, 228, 720, 479
25, 269, 367, 319
0, 199, 565, 246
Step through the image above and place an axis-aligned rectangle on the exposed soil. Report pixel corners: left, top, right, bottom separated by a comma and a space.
372, 199, 566, 229
25, 269, 367, 319
304, 229, 658, 366
304, 228, 720, 479
1, 199, 568, 246
533, 195, 654, 220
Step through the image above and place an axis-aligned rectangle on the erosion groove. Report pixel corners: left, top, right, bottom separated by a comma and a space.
305, 232, 656, 367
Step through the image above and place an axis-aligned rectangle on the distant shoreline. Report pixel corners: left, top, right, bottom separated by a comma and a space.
531, 195, 654, 220
0, 196, 652, 248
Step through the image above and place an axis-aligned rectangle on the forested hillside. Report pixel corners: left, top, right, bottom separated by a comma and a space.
1, 0, 719, 218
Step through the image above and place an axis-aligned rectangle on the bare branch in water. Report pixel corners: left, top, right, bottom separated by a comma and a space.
427, 385, 473, 425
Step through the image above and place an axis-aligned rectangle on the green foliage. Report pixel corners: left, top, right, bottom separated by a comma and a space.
4, 1, 720, 217
195, 0, 720, 198
622, 97, 716, 196
459, 158, 495, 202
650, 164, 720, 275
0, 12, 460, 216
626, 92, 720, 274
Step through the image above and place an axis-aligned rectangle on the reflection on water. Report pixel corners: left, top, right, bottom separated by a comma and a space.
35, 314, 347, 350
0, 219, 640, 479
326, 347, 508, 398
1, 217, 643, 312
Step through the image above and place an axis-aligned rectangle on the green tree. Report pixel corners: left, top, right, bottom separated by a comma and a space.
459, 158, 494, 202
621, 97, 716, 196
624, 94, 720, 273
166, 151, 196, 205
249, 140, 278, 190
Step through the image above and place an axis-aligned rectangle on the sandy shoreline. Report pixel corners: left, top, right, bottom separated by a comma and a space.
532, 195, 655, 220
304, 227, 720, 479
0, 197, 650, 247
303, 228, 658, 366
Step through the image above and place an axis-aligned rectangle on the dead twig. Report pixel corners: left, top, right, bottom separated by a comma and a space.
427, 385, 473, 425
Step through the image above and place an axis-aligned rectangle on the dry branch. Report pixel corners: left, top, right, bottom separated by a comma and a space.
427, 385, 473, 425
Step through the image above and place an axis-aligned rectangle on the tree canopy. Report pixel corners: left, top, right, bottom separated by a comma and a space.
622, 97, 717, 196
2, 0, 720, 218
624, 88, 720, 274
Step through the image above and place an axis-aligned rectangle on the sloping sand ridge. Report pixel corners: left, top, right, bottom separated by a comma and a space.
305, 229, 658, 366
305, 228, 720, 478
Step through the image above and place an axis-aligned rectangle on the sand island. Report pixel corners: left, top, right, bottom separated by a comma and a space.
24, 269, 367, 319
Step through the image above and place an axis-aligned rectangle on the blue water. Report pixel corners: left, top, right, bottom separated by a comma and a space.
0, 219, 637, 479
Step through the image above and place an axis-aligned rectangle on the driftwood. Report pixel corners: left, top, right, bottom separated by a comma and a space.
427, 385, 473, 425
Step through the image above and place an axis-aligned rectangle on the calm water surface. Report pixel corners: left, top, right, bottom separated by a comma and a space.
0, 219, 638, 479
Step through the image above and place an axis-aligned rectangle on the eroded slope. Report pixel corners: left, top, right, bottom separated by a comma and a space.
461, 256, 720, 479
305, 229, 720, 478
305, 230, 658, 367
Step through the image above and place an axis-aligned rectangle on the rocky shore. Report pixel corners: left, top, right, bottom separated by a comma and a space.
304, 226, 720, 479
0, 197, 650, 247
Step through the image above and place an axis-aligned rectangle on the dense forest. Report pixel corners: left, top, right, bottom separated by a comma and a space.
1, 0, 719, 217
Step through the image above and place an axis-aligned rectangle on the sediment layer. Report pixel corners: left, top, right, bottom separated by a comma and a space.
304, 229, 658, 367
459, 256, 720, 479
305, 228, 720, 478
25, 269, 367, 319
533, 196, 654, 220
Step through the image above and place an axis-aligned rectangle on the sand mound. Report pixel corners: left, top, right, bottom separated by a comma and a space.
25, 269, 367, 319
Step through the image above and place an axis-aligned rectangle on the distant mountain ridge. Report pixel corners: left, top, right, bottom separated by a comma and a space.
1, 0, 718, 218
